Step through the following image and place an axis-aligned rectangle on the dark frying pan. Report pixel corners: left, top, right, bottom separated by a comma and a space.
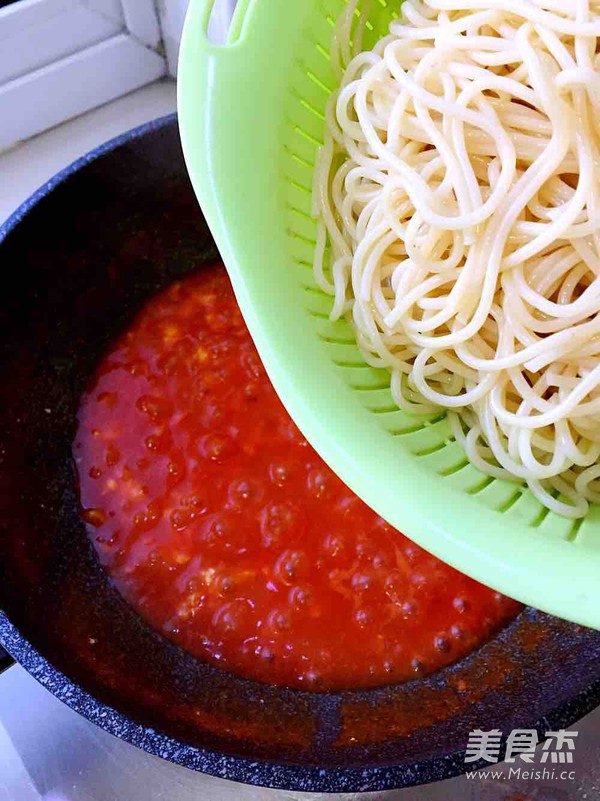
1, 114, 600, 794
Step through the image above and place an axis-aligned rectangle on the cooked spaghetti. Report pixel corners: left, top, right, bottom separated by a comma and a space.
314, 0, 600, 518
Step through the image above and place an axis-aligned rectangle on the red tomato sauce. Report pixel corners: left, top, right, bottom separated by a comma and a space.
74, 266, 521, 691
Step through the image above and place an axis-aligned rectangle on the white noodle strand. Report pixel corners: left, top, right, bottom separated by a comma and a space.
314, 0, 600, 518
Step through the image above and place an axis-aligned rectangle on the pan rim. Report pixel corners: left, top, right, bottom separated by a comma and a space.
4, 609, 600, 793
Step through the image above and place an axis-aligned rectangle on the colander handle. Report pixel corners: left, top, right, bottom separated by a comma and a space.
178, 0, 289, 234
186, 0, 258, 50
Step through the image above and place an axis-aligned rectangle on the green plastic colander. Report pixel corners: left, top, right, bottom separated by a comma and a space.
178, 0, 600, 628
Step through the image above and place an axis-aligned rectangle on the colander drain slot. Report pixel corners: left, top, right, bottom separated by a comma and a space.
568, 517, 584, 542
497, 489, 523, 513
466, 476, 495, 495
414, 441, 447, 458
439, 458, 470, 478
305, 69, 334, 94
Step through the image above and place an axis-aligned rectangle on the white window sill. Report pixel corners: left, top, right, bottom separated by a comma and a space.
0, 0, 167, 148
0, 78, 177, 226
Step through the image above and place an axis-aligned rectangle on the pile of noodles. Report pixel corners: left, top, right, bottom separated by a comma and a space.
313, 0, 600, 518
